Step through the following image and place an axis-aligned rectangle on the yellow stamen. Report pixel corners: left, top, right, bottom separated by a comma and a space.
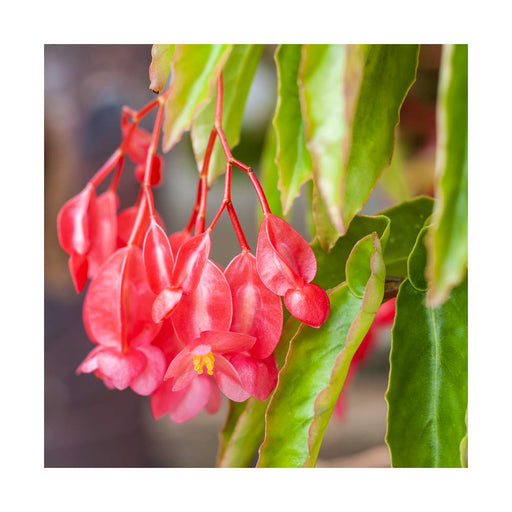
193, 352, 215, 375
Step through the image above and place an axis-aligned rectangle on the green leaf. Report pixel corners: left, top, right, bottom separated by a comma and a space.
274, 44, 313, 215
148, 44, 175, 94
385, 277, 468, 467
162, 44, 232, 152
191, 44, 263, 185
216, 398, 268, 468
426, 44, 468, 307
299, 44, 349, 239
300, 45, 419, 246
258, 121, 284, 224
257, 232, 385, 467
312, 214, 389, 290
341, 45, 419, 230
346, 234, 377, 298
380, 196, 434, 277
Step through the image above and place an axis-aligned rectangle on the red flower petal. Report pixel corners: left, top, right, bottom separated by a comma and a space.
96, 347, 147, 390
197, 330, 256, 355
151, 376, 211, 423
152, 287, 183, 323
83, 246, 160, 349
205, 380, 222, 414
122, 119, 151, 164
76, 346, 103, 374
227, 353, 278, 400
117, 206, 166, 248
68, 251, 89, 293
172, 261, 232, 345
284, 283, 330, 328
57, 185, 95, 256
164, 348, 197, 391
213, 354, 250, 402
143, 219, 174, 294
87, 190, 118, 278
168, 230, 191, 255
225, 252, 283, 359
171, 231, 211, 293
130, 344, 166, 396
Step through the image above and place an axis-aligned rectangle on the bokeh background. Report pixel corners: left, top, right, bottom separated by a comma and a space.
44, 44, 440, 467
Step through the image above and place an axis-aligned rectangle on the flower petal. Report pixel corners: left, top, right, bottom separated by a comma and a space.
57, 184, 95, 256
213, 355, 250, 402
171, 231, 211, 293
130, 345, 166, 396
284, 283, 330, 328
96, 347, 147, 390
164, 348, 197, 392
225, 252, 283, 359
198, 330, 256, 355
68, 251, 89, 293
164, 376, 211, 423
172, 261, 232, 345
152, 287, 183, 323
143, 219, 174, 294
227, 353, 278, 401
87, 190, 118, 278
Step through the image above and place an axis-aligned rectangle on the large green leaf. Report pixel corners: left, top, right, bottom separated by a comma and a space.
299, 44, 349, 241
299, 45, 419, 247
162, 44, 232, 152
274, 44, 313, 215
378, 135, 410, 203
385, 277, 468, 467
341, 45, 419, 230
380, 196, 434, 277
426, 44, 468, 307
257, 232, 385, 467
191, 44, 263, 185
148, 44, 175, 94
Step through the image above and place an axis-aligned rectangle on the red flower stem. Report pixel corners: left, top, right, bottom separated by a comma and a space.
141, 98, 166, 218
89, 149, 122, 188
109, 154, 125, 192
226, 202, 251, 252
195, 129, 217, 234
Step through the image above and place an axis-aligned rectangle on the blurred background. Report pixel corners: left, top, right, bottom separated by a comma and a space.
44, 44, 440, 467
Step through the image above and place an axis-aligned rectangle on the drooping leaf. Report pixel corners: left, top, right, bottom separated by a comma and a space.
258, 121, 284, 223
162, 44, 232, 152
148, 44, 175, 94
274, 44, 313, 215
426, 44, 468, 306
311, 181, 340, 252
341, 44, 420, 230
257, 232, 385, 467
385, 277, 468, 467
299, 44, 348, 239
300, 45, 419, 246
312, 214, 389, 290
379, 196, 434, 277
191, 44, 263, 184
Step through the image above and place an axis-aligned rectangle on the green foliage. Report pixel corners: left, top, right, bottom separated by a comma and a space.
162, 44, 231, 151
386, 277, 468, 467
427, 44, 468, 306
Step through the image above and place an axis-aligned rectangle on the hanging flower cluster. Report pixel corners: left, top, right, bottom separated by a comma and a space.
57, 74, 330, 423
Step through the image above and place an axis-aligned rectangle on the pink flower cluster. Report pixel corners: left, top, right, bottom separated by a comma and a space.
57, 90, 330, 424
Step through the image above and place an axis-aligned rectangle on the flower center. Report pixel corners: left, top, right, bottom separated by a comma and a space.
193, 351, 215, 375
